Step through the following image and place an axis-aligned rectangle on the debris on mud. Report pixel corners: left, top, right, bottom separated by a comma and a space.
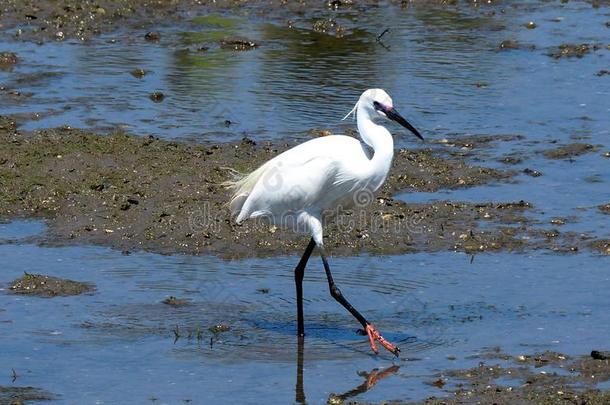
589, 239, 610, 255
498, 154, 523, 165
598, 203, 610, 215
312, 18, 345, 36
162, 296, 191, 306
549, 43, 594, 59
209, 324, 231, 333
9, 273, 94, 297
543, 143, 597, 159
130, 68, 146, 78
149, 92, 165, 103
219, 38, 258, 51
0, 385, 55, 404
417, 349, 610, 405
523, 168, 542, 177
597, 69, 610, 77
436, 134, 524, 150
0, 52, 18, 70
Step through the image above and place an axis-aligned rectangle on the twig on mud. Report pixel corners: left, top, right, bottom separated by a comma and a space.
173, 325, 181, 343
376, 28, 391, 51
376, 28, 390, 42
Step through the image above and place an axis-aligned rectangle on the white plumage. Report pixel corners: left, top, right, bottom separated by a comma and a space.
225, 88, 423, 356
226, 89, 421, 246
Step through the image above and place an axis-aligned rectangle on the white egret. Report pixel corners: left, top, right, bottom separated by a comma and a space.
226, 89, 423, 356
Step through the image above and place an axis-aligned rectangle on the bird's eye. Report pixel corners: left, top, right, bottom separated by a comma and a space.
373, 101, 382, 111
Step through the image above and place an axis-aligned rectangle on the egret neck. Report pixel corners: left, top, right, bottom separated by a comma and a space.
357, 102, 394, 190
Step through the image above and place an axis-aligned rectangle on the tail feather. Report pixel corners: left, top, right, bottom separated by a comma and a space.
222, 162, 271, 221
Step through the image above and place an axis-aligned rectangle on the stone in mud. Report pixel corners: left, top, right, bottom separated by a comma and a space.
149, 92, 165, 102
9, 273, 94, 297
144, 31, 161, 42
499, 40, 519, 50
130, 68, 146, 78
596, 70, 610, 77
598, 203, 610, 215
543, 143, 597, 159
524, 21, 537, 29
523, 168, 542, 177
162, 296, 191, 306
591, 350, 610, 360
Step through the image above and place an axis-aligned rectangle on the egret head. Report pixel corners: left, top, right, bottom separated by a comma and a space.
344, 88, 423, 141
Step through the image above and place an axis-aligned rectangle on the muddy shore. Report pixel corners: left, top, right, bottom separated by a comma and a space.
0, 0, 512, 43
2, 116, 605, 258
403, 350, 610, 405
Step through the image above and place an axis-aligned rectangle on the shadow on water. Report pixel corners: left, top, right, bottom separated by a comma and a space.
294, 336, 400, 404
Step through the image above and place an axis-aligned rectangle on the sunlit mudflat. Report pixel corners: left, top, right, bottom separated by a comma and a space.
1, 0, 609, 403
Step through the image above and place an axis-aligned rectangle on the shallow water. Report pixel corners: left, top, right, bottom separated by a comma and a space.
1, 220, 609, 404
1, 0, 610, 403
1, 2, 608, 143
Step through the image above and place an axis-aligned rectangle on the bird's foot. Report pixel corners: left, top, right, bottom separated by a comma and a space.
365, 324, 400, 357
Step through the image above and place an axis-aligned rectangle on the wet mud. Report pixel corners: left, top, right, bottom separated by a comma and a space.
0, 52, 18, 70
409, 349, 610, 405
0, 0, 475, 43
543, 143, 599, 160
0, 386, 55, 405
0, 0, 208, 42
2, 118, 603, 258
9, 272, 94, 297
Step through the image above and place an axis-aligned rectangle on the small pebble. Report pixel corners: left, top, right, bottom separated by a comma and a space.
499, 40, 519, 50
149, 92, 165, 102
130, 68, 146, 78
145, 31, 161, 42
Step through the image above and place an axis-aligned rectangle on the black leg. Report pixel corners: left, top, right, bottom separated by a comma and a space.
316, 244, 400, 356
318, 246, 369, 328
295, 238, 316, 337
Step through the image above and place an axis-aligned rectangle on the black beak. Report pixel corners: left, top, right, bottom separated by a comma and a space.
374, 102, 423, 141
386, 107, 424, 141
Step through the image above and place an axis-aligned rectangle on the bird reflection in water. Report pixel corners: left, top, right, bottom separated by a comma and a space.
295, 337, 400, 404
